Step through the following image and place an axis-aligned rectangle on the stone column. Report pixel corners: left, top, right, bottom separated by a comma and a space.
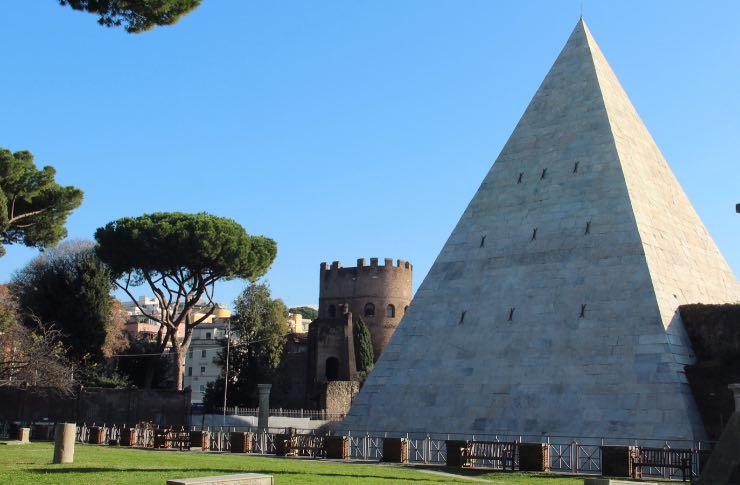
729, 383, 740, 412
18, 427, 30, 443
257, 384, 271, 430
257, 384, 271, 452
53, 423, 76, 464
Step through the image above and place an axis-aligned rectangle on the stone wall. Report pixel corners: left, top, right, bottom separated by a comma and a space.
271, 350, 309, 409
0, 387, 191, 426
321, 381, 359, 417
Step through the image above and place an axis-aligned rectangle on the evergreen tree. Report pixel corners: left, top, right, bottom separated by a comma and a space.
0, 148, 83, 257
95, 211, 276, 390
288, 306, 318, 321
204, 283, 288, 408
353, 317, 374, 380
59, 0, 201, 33
11, 240, 124, 386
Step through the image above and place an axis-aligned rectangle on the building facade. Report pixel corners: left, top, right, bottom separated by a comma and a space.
183, 315, 231, 403
120, 295, 233, 403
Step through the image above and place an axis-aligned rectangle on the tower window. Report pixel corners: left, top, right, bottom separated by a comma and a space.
386, 304, 395, 318
325, 357, 339, 381
328, 305, 336, 318
364, 303, 375, 317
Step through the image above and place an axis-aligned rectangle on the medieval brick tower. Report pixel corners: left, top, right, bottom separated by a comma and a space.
318, 258, 413, 359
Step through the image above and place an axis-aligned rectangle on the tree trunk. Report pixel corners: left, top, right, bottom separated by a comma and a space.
174, 348, 186, 391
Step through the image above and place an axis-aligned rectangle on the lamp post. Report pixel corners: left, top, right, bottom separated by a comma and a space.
222, 318, 231, 425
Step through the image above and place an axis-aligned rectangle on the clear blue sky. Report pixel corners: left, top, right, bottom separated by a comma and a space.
1, 1, 738, 309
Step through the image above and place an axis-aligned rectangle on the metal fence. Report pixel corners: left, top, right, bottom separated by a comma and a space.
0, 419, 711, 481
213, 407, 345, 421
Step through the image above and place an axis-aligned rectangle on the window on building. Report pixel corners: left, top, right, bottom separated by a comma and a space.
199, 385, 205, 392
364, 303, 375, 317
201, 349, 207, 358
325, 357, 339, 381
404, 306, 409, 314
188, 350, 193, 358
205, 332, 211, 339
386, 304, 395, 318
200, 366, 205, 374
188, 367, 192, 376
328, 305, 336, 317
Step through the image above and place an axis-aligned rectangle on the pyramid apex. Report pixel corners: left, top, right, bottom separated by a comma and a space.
568, 16, 594, 43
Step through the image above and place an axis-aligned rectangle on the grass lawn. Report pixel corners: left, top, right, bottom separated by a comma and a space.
0, 442, 584, 484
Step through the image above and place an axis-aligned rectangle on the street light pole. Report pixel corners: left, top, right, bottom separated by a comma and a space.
222, 318, 231, 426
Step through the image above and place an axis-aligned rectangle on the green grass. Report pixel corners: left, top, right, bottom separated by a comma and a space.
0, 442, 584, 484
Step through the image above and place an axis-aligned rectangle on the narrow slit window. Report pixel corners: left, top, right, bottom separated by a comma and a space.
517, 172, 523, 184
531, 228, 538, 241
585, 221, 591, 235
540, 168, 547, 179
459, 311, 466, 324
508, 307, 515, 321
480, 235, 486, 248
580, 304, 587, 318
573, 161, 579, 173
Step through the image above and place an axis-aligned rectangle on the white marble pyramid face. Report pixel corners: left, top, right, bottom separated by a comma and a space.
342, 19, 739, 441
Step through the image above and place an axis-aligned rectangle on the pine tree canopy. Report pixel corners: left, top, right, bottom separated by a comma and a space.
0, 148, 83, 257
95, 212, 277, 390
59, 0, 201, 33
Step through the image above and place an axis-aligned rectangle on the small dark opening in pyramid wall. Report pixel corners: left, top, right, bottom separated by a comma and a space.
531, 228, 537, 241
480, 235, 486, 248
459, 311, 466, 324
540, 168, 547, 179
573, 161, 579, 173
517, 173, 523, 184
508, 307, 515, 321
580, 304, 587, 318
585, 221, 591, 235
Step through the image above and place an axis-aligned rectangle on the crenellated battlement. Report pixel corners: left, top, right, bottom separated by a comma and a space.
320, 258, 413, 272
318, 257, 414, 358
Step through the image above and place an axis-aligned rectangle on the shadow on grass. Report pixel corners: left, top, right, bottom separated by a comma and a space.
415, 465, 582, 481
30, 468, 442, 482
30, 468, 295, 475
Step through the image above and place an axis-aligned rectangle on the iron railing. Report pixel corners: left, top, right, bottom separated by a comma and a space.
0, 419, 711, 481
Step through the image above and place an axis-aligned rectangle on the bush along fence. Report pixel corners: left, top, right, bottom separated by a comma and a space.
1, 421, 711, 482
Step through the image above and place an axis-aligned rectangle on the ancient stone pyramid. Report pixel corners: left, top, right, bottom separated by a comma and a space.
342, 19, 739, 441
